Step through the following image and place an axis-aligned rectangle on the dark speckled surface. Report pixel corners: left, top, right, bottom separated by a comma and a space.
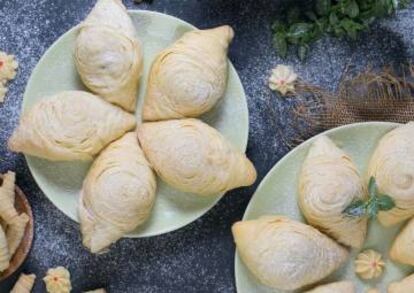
0, 0, 414, 292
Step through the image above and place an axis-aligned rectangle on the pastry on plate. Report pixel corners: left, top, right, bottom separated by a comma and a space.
142, 26, 234, 121
299, 135, 367, 248
390, 217, 414, 265
305, 281, 355, 293
8, 91, 136, 161
367, 122, 414, 226
388, 273, 414, 293
75, 0, 143, 112
79, 133, 156, 253
232, 215, 348, 291
137, 118, 256, 196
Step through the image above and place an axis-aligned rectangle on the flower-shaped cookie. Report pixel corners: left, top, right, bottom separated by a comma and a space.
268, 65, 297, 95
355, 249, 385, 279
0, 51, 18, 83
43, 266, 72, 293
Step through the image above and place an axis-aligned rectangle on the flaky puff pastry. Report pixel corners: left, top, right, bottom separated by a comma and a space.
390, 217, 414, 265
10, 273, 36, 293
299, 136, 367, 248
143, 26, 234, 121
367, 122, 414, 226
137, 119, 256, 196
75, 0, 142, 112
388, 273, 414, 293
305, 281, 355, 293
79, 133, 156, 253
232, 216, 348, 291
8, 91, 136, 161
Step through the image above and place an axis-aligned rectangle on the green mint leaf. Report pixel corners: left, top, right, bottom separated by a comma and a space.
345, 0, 360, 18
287, 7, 301, 25
329, 12, 339, 25
272, 21, 286, 33
273, 32, 288, 58
368, 176, 377, 199
377, 194, 396, 211
343, 199, 366, 217
298, 45, 308, 60
367, 199, 379, 219
316, 0, 331, 16
305, 11, 318, 21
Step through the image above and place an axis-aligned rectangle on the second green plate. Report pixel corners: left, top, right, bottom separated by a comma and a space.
235, 122, 414, 293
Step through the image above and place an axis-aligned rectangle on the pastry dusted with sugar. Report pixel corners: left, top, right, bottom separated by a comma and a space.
8, 91, 136, 161
75, 0, 143, 112
305, 281, 355, 293
143, 26, 234, 121
299, 136, 367, 248
79, 133, 156, 253
367, 122, 414, 226
138, 118, 256, 196
232, 215, 348, 291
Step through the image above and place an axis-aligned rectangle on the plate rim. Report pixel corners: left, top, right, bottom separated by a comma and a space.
22, 10, 250, 238
234, 121, 401, 292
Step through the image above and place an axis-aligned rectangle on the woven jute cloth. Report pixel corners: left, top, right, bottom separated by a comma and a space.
287, 65, 414, 147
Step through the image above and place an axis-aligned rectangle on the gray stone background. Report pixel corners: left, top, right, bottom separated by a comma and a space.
0, 0, 413, 292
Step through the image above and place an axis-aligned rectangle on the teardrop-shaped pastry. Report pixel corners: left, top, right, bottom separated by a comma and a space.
79, 133, 156, 253
137, 119, 256, 196
142, 26, 234, 121
299, 136, 367, 248
10, 273, 36, 293
390, 217, 414, 265
8, 91, 136, 161
0, 171, 18, 223
388, 273, 414, 293
0, 225, 9, 272
75, 0, 142, 112
367, 122, 414, 226
305, 281, 355, 293
232, 216, 348, 291
7, 213, 29, 257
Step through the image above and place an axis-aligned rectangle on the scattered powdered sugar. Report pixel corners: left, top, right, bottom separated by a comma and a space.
0, 0, 414, 292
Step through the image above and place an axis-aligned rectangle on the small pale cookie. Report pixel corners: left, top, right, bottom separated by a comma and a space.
0, 171, 18, 224
43, 266, 72, 293
10, 273, 36, 293
7, 213, 29, 257
0, 224, 9, 272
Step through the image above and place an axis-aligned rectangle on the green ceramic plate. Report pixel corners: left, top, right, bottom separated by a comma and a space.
235, 122, 414, 293
22, 11, 249, 237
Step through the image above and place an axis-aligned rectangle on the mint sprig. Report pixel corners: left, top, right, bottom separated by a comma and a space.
273, 0, 410, 60
343, 176, 395, 218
